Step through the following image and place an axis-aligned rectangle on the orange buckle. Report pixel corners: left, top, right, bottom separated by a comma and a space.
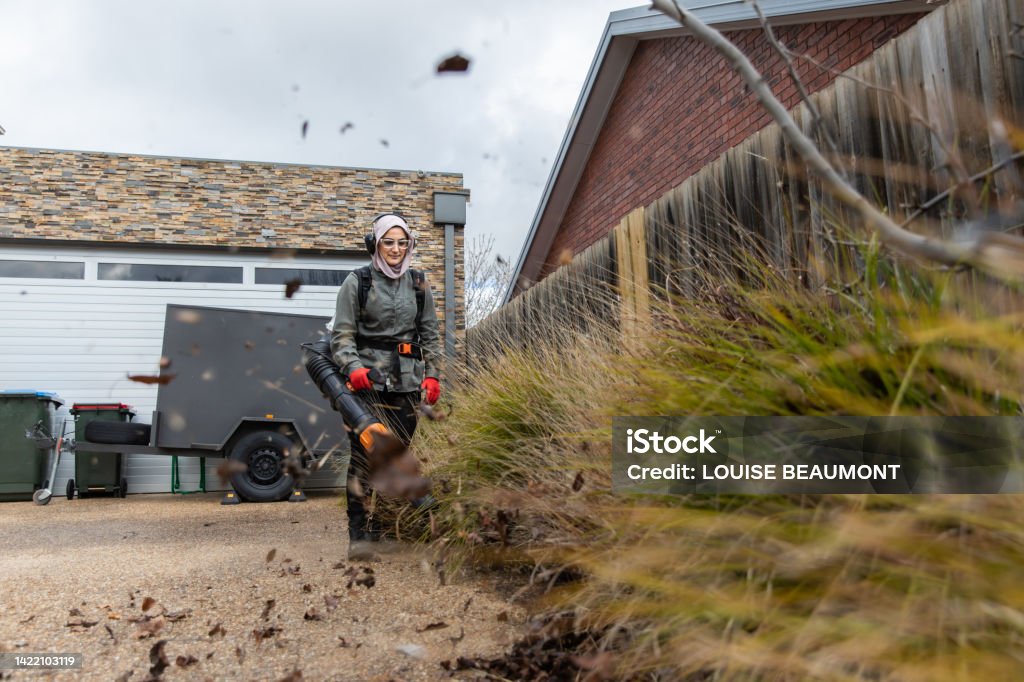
397, 343, 413, 355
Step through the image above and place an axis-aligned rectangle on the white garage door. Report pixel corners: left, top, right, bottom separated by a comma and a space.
0, 243, 364, 496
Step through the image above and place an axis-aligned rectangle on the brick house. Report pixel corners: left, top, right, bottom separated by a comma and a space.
0, 146, 467, 494
508, 0, 936, 297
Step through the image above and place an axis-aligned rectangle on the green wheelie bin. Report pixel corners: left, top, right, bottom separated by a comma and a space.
0, 390, 65, 501
69, 403, 134, 499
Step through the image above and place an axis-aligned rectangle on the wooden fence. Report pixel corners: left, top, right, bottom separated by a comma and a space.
468, 0, 1024, 357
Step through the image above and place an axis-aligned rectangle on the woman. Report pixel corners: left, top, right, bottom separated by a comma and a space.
330, 212, 441, 553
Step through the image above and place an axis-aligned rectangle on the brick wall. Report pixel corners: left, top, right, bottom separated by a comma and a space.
0, 146, 466, 333
540, 13, 924, 279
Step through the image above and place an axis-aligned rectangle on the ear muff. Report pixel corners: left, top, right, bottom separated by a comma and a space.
364, 212, 408, 256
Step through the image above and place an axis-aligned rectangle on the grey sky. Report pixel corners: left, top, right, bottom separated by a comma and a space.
0, 0, 634, 263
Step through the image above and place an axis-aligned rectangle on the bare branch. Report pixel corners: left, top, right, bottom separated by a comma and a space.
748, 0, 843, 171
651, 0, 1024, 280
465, 234, 513, 327
902, 151, 1024, 228
783, 46, 976, 199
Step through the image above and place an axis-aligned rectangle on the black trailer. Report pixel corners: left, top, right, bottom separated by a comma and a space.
78, 304, 344, 502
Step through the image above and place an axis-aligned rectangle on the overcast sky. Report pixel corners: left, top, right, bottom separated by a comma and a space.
0, 0, 637, 264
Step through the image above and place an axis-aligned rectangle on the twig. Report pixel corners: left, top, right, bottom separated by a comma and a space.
651, 0, 1024, 280
748, 0, 843, 170
902, 151, 1024, 227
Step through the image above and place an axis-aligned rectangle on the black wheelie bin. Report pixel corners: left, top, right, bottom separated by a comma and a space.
68, 402, 134, 499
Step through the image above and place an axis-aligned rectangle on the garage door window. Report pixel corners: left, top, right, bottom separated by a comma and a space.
0, 260, 85, 279
99, 263, 243, 283
255, 268, 351, 286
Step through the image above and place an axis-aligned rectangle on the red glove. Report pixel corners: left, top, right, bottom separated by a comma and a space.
348, 367, 373, 392
421, 377, 440, 405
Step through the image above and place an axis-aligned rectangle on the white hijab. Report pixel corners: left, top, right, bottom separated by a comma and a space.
371, 214, 416, 279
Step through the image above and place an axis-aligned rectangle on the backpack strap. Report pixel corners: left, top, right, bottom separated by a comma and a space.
356, 265, 373, 321
356, 265, 425, 334
410, 269, 426, 331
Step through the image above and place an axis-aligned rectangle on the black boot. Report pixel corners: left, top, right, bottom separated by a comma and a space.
346, 488, 380, 561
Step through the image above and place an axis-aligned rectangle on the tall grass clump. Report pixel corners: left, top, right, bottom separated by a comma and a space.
408, 233, 1024, 680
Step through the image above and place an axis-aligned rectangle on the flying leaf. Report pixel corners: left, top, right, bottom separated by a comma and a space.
284, 278, 302, 299
216, 460, 247, 485
417, 621, 449, 632
128, 374, 176, 385
251, 625, 282, 644
436, 53, 471, 73
149, 640, 169, 677
175, 655, 198, 668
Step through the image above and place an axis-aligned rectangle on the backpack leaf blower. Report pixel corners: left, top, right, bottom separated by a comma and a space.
301, 337, 429, 499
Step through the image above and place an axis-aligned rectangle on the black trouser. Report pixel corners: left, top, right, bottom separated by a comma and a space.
346, 390, 419, 541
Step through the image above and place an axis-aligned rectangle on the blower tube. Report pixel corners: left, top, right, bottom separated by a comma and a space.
301, 337, 379, 438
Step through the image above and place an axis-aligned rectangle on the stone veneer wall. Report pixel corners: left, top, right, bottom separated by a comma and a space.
0, 146, 466, 336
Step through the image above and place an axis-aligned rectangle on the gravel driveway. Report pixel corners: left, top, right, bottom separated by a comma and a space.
0, 492, 523, 681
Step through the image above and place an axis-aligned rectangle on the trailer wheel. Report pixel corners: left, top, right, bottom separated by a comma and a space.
228, 431, 296, 502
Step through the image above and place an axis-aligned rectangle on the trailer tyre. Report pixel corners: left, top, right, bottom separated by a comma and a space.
228, 431, 296, 502
84, 421, 151, 445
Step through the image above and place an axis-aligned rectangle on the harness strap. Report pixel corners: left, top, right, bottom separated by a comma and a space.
356, 335, 423, 359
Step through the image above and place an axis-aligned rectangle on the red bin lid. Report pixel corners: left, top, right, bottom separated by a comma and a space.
71, 402, 134, 411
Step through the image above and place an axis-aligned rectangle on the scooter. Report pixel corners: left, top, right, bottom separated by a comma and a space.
32, 418, 68, 505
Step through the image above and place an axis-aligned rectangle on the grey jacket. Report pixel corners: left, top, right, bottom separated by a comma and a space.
330, 266, 441, 393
